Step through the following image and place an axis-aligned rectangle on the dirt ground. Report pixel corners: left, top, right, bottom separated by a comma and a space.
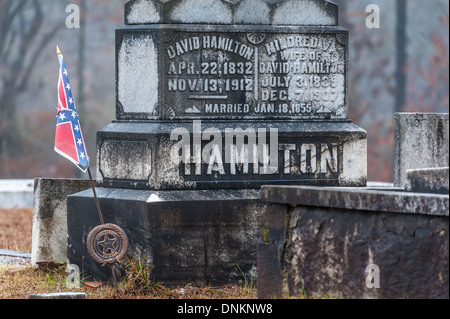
0, 264, 257, 299
0, 208, 33, 252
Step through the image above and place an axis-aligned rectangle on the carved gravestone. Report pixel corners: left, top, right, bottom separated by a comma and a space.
98, 0, 367, 189
68, 0, 367, 285
394, 112, 449, 188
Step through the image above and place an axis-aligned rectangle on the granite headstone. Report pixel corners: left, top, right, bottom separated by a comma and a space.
97, 0, 367, 190
68, 0, 367, 285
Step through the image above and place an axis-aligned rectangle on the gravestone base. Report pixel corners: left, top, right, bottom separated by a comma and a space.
67, 187, 264, 286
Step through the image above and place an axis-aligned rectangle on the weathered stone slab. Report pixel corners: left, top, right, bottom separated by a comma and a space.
0, 250, 31, 267
261, 185, 449, 217
125, 0, 338, 26
31, 178, 92, 267
116, 25, 348, 121
97, 121, 367, 189
67, 188, 264, 286
405, 167, 449, 194
394, 113, 449, 188
258, 185, 449, 299
29, 292, 86, 299
0, 250, 32, 258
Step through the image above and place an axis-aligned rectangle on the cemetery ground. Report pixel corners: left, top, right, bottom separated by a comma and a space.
0, 207, 260, 299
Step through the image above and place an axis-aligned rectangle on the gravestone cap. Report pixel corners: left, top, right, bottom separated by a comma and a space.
125, 0, 338, 26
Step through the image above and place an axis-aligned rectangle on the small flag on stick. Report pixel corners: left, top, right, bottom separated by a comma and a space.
54, 45, 89, 172
54, 45, 104, 225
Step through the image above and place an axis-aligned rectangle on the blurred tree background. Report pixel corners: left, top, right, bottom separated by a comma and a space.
0, 0, 448, 182
0, 0, 127, 178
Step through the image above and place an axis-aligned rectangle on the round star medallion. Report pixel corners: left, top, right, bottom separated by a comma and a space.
87, 223, 128, 265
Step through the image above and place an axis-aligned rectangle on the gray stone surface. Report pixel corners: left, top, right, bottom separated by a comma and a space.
29, 292, 86, 299
0, 250, 31, 258
406, 167, 449, 195
0, 250, 31, 267
258, 185, 449, 299
125, 0, 338, 26
31, 178, 92, 267
394, 113, 449, 188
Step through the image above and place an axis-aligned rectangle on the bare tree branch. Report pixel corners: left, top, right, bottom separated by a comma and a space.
0, 0, 28, 54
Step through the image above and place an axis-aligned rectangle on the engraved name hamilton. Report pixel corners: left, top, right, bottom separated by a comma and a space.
170, 121, 339, 181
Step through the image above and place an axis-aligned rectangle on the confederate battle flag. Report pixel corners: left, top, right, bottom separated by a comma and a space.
54, 46, 89, 172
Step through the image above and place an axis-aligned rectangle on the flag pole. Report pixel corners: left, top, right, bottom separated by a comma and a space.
87, 165, 105, 225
